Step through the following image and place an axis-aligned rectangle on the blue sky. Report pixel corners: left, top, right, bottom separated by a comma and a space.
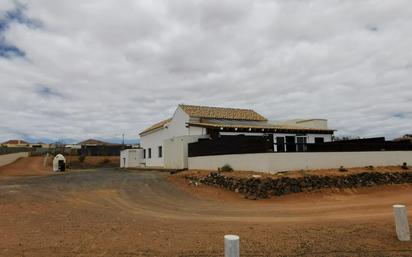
0, 0, 411, 143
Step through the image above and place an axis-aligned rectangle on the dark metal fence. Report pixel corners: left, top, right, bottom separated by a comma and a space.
188, 136, 412, 157
188, 135, 273, 157
0, 147, 35, 155
80, 145, 123, 156
0, 145, 125, 156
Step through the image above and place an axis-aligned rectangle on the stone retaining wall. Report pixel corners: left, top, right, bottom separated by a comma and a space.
186, 171, 412, 199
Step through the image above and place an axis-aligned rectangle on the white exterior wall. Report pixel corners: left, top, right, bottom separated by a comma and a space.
306, 133, 332, 143
166, 107, 191, 137
140, 128, 167, 167
164, 135, 208, 169
140, 106, 207, 168
120, 149, 143, 168
189, 126, 207, 136
188, 151, 412, 173
0, 152, 29, 167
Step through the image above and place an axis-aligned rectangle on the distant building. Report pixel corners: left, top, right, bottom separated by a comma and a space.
1, 139, 30, 148
77, 139, 123, 156
78, 139, 111, 146
30, 142, 52, 148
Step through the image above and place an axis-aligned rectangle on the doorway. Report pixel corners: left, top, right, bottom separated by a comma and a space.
285, 136, 296, 152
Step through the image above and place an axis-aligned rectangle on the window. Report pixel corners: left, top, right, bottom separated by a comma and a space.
143, 149, 146, 159
296, 136, 307, 152
148, 148, 151, 159
158, 146, 162, 158
275, 137, 285, 152
315, 137, 324, 144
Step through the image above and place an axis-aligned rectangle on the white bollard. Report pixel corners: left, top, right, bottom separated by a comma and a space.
224, 235, 239, 257
393, 204, 410, 241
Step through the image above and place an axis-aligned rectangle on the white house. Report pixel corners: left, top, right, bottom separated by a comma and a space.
138, 104, 335, 169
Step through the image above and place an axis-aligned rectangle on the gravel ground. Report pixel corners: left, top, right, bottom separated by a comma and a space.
0, 164, 412, 256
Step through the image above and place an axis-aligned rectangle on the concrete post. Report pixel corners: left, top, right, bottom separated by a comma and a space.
393, 204, 410, 241
224, 235, 239, 257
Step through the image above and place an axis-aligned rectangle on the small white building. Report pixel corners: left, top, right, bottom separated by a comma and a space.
120, 148, 144, 168
53, 154, 66, 172
138, 104, 335, 169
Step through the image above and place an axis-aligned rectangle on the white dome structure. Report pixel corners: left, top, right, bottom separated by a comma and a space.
53, 154, 66, 172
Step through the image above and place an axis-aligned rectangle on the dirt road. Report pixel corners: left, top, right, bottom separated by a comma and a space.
1, 168, 412, 256
0, 156, 51, 177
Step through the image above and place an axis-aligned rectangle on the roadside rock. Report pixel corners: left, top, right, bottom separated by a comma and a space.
185, 171, 412, 200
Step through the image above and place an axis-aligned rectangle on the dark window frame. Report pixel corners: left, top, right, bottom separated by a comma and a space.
275, 136, 285, 152
158, 146, 162, 158
315, 137, 325, 144
148, 148, 152, 159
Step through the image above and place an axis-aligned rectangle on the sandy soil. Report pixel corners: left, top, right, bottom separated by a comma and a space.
0, 166, 412, 256
0, 156, 52, 177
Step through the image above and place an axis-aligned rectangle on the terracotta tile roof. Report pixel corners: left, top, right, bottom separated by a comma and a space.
179, 104, 267, 121
2, 139, 30, 144
139, 118, 172, 136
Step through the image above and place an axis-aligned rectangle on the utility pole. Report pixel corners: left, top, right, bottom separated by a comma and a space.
122, 134, 125, 146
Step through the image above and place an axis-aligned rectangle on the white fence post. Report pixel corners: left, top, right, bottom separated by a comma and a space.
224, 235, 239, 257
393, 204, 410, 241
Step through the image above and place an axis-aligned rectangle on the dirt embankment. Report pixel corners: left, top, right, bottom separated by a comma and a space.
0, 156, 52, 177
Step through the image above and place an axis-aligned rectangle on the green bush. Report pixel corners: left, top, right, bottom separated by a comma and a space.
219, 164, 233, 172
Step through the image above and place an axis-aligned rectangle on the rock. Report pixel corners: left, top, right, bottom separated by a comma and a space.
185, 171, 412, 200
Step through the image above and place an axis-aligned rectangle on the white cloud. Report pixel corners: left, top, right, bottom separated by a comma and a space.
0, 0, 411, 143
